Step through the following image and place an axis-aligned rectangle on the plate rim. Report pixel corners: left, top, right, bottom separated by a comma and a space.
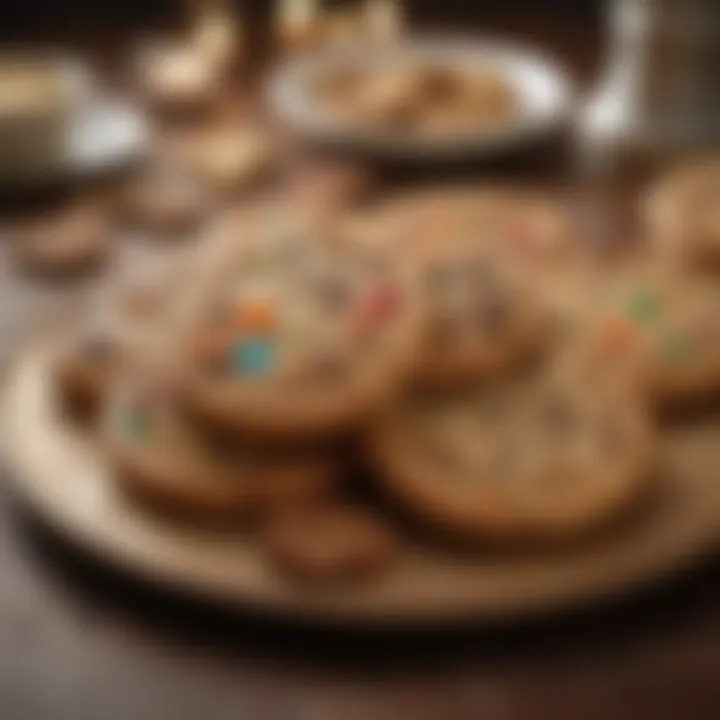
2, 342, 719, 627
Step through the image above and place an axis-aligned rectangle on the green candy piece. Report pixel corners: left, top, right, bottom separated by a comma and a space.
121, 407, 151, 443
661, 332, 696, 365
625, 290, 662, 326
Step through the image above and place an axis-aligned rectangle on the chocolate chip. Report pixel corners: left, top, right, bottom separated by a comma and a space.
467, 256, 496, 287
312, 352, 348, 381
316, 277, 352, 311
425, 264, 455, 294
476, 297, 510, 335
431, 314, 461, 344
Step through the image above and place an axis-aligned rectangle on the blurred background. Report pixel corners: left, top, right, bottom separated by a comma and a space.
0, 2, 718, 720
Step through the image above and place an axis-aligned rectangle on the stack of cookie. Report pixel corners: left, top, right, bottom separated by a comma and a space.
56, 198, 423, 583
53, 175, 719, 587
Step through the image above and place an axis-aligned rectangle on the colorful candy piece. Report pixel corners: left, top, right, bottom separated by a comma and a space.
235, 297, 278, 333
599, 316, 641, 352
625, 289, 662, 326
232, 337, 275, 377
354, 282, 402, 328
121, 406, 150, 443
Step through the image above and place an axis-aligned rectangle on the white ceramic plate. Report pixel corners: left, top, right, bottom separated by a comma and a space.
267, 36, 576, 160
1, 343, 719, 626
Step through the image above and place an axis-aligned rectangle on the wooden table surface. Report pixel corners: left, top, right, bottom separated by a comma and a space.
1, 8, 719, 720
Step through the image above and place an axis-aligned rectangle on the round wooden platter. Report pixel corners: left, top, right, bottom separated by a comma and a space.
2, 343, 719, 626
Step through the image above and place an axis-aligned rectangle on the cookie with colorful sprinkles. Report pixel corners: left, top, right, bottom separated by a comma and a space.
590, 269, 720, 406
181, 204, 426, 442
365, 187, 576, 386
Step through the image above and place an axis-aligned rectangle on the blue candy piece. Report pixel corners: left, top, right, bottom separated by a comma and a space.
232, 338, 275, 377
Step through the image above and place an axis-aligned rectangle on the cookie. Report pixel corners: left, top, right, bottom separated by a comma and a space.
182, 204, 425, 442
365, 0, 404, 44
369, 366, 654, 544
287, 161, 373, 213
400, 188, 578, 274
645, 156, 720, 269
365, 188, 577, 386
138, 41, 221, 116
589, 269, 720, 405
55, 268, 188, 417
121, 159, 212, 235
105, 374, 337, 522
176, 126, 276, 194
56, 329, 122, 416
191, 6, 241, 74
14, 203, 112, 278
261, 505, 398, 584
315, 60, 518, 137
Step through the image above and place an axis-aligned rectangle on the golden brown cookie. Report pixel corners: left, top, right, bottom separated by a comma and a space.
181, 203, 426, 442
176, 126, 276, 194
121, 159, 213, 235
362, 188, 577, 386
261, 505, 398, 584
14, 202, 112, 278
138, 41, 221, 117
645, 156, 720, 270
105, 374, 338, 523
56, 330, 122, 416
314, 58, 518, 137
368, 363, 654, 545
587, 268, 720, 406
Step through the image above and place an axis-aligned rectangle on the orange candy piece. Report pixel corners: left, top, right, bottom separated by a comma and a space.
599, 316, 640, 352
234, 297, 278, 333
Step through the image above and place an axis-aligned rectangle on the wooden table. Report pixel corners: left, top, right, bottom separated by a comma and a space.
0, 8, 719, 720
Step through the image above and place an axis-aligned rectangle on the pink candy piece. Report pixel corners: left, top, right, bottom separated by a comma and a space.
507, 219, 549, 261
354, 283, 402, 328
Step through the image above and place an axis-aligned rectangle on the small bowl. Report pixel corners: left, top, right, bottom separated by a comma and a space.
267, 35, 576, 161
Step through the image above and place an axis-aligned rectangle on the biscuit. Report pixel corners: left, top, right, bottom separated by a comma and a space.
314, 60, 518, 137
589, 268, 720, 406
176, 126, 276, 194
181, 203, 425, 442
55, 268, 189, 417
645, 157, 720, 269
369, 363, 654, 544
139, 41, 221, 117
105, 374, 337, 522
367, 188, 577, 386
56, 330, 122, 416
261, 505, 398, 584
287, 161, 373, 213
121, 159, 213, 235
14, 202, 112, 278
